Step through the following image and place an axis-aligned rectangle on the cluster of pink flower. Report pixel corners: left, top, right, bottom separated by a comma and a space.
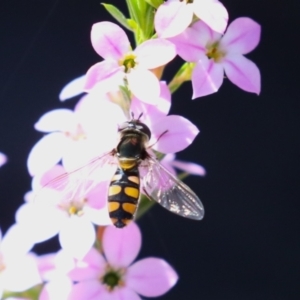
0, 0, 261, 298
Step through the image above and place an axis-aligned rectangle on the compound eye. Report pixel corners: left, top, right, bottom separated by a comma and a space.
118, 121, 130, 131
137, 122, 151, 140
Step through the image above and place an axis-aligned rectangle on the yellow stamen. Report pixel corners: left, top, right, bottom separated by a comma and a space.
119, 52, 137, 73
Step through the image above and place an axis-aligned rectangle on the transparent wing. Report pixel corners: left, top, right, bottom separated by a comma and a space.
34, 152, 118, 203
141, 156, 204, 220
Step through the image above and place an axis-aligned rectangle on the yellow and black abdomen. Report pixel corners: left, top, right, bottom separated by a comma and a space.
108, 167, 140, 228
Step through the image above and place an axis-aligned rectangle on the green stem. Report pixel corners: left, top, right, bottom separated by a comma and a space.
136, 194, 156, 220
168, 62, 194, 94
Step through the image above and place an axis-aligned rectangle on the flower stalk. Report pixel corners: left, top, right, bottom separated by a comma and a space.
0, 0, 261, 298
168, 62, 194, 93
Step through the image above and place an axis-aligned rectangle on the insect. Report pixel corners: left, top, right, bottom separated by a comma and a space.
42, 115, 204, 228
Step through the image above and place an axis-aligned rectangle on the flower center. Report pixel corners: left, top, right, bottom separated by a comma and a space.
206, 42, 225, 63
68, 204, 84, 216
101, 267, 125, 291
65, 124, 87, 141
180, 0, 193, 3
59, 199, 85, 216
119, 53, 137, 73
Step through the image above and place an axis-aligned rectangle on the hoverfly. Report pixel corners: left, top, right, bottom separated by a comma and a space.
42, 115, 204, 228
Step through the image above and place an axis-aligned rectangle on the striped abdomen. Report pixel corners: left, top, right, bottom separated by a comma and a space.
108, 166, 140, 228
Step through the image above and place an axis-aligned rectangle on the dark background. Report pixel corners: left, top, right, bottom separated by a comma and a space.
0, 0, 299, 299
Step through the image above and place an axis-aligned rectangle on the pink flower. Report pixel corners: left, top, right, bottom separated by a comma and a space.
169, 17, 261, 98
59, 75, 86, 101
16, 165, 112, 259
155, 0, 228, 38
85, 21, 176, 104
0, 152, 7, 167
27, 93, 125, 175
0, 225, 41, 298
68, 222, 178, 299
37, 251, 74, 300
161, 153, 206, 176
130, 82, 199, 154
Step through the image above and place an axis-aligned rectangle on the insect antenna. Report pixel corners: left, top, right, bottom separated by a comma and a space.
137, 112, 143, 120
130, 111, 143, 121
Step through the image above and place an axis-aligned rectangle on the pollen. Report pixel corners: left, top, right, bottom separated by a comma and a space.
67, 201, 85, 216
68, 205, 84, 216
119, 52, 137, 73
206, 42, 225, 63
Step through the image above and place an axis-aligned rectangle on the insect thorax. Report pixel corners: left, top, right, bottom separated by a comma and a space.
116, 133, 148, 171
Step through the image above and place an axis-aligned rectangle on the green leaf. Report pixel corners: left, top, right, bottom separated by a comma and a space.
142, 3, 155, 41
126, 0, 141, 24
126, 0, 155, 44
102, 3, 132, 31
127, 19, 139, 31
144, 0, 164, 9
3, 284, 43, 300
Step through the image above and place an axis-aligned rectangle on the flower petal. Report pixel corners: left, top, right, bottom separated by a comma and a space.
168, 25, 207, 62
160, 154, 206, 176
59, 216, 95, 259
220, 17, 261, 54
59, 75, 86, 101
2, 254, 41, 292
86, 181, 109, 210
127, 69, 160, 104
193, 0, 228, 33
170, 20, 221, 61
160, 157, 176, 176
192, 56, 224, 98
102, 222, 141, 268
37, 164, 66, 189
85, 206, 113, 226
158, 81, 172, 114
131, 81, 171, 126
38, 250, 75, 281
61, 139, 106, 172
39, 276, 72, 300
191, 19, 222, 46
84, 60, 123, 92
91, 21, 130, 60
15, 202, 65, 243
0, 152, 7, 167
222, 53, 261, 94
170, 159, 206, 176
75, 93, 125, 140
151, 115, 199, 153
155, 1, 193, 38
67, 280, 104, 300
1, 224, 34, 256
113, 288, 141, 300
135, 39, 176, 69
34, 109, 76, 133
27, 132, 66, 176
126, 258, 178, 297
68, 247, 106, 282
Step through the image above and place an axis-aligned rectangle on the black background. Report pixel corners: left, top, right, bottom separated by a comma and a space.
0, 0, 299, 299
